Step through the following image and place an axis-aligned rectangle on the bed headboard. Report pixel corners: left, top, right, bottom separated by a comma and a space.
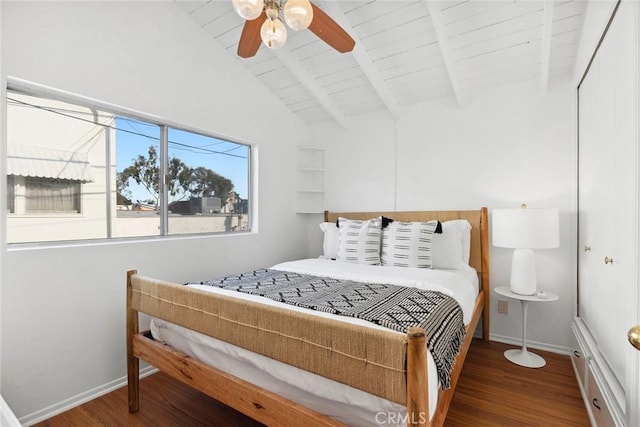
325, 208, 490, 337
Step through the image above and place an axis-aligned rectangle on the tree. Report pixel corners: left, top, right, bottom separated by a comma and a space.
168, 156, 192, 201
117, 145, 234, 207
189, 166, 233, 202
118, 145, 161, 205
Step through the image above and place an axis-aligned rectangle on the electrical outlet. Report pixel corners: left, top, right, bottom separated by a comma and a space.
497, 299, 509, 314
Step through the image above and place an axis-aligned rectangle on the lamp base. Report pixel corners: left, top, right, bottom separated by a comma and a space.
504, 349, 546, 368
510, 248, 537, 295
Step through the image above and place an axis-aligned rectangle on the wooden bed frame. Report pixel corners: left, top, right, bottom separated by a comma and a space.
127, 208, 490, 426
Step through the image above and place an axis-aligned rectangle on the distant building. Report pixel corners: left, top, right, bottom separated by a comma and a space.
168, 197, 222, 215
6, 94, 115, 243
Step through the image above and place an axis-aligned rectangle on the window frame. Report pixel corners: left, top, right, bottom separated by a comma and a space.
5, 78, 255, 246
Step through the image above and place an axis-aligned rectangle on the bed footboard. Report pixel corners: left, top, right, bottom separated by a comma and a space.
126, 269, 432, 426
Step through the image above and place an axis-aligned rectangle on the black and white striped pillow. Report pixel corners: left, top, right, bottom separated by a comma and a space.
337, 217, 382, 265
381, 220, 439, 268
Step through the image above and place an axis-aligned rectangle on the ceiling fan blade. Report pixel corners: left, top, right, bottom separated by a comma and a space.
237, 12, 266, 58
308, 3, 355, 53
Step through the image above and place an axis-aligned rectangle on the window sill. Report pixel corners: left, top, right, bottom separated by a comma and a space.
6, 229, 257, 251
7, 213, 84, 218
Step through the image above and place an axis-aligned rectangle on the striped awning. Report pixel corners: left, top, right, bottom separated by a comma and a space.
7, 144, 94, 182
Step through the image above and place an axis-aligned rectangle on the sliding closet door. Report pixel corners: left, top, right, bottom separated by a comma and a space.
577, 1, 639, 423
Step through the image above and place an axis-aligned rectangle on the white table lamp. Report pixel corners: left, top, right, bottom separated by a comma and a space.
492, 206, 559, 295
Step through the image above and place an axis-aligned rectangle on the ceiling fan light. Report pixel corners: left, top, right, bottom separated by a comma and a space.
283, 0, 313, 31
265, 1, 279, 21
232, 0, 265, 21
260, 17, 287, 49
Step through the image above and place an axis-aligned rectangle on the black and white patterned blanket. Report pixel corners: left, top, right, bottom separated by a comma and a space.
190, 269, 465, 389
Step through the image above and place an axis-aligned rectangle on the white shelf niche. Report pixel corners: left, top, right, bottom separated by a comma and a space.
297, 148, 324, 213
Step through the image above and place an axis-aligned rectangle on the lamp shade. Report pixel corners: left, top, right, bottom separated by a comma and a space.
284, 0, 314, 31
260, 17, 287, 49
232, 0, 265, 21
492, 207, 559, 249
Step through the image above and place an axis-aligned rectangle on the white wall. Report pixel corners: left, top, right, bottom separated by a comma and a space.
311, 78, 577, 352
1, 1, 312, 423
309, 110, 399, 212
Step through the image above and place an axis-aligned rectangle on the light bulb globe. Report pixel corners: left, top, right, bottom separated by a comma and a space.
232, 0, 265, 21
283, 0, 313, 31
260, 17, 287, 49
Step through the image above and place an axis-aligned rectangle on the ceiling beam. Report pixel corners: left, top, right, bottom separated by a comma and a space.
424, 1, 467, 107
273, 48, 348, 128
540, 0, 555, 90
321, 1, 401, 121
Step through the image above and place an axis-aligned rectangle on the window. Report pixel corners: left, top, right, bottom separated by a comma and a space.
166, 128, 250, 235
6, 86, 251, 244
24, 177, 81, 213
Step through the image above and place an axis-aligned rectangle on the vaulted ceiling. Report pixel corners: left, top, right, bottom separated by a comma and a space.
175, 0, 587, 127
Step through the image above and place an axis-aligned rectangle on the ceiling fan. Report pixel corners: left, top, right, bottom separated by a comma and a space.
232, 0, 356, 58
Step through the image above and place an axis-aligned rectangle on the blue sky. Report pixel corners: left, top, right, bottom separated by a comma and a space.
115, 117, 249, 203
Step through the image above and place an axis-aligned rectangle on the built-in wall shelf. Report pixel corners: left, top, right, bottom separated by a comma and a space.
297, 148, 324, 213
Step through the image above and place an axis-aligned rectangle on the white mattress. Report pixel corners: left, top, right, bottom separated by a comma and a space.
150, 258, 479, 426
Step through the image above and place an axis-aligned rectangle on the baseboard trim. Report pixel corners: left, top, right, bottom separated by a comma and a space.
490, 333, 572, 355
19, 366, 158, 426
1, 394, 22, 427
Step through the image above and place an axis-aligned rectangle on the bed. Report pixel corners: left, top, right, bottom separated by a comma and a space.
127, 208, 490, 426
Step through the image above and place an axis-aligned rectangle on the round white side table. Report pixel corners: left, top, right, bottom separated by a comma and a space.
494, 286, 559, 368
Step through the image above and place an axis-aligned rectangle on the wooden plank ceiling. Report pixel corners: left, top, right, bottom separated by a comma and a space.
175, 0, 587, 126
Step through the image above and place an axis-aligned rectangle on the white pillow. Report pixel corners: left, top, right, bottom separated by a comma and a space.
337, 217, 382, 265
432, 220, 472, 269
449, 220, 472, 264
319, 222, 339, 259
381, 220, 439, 268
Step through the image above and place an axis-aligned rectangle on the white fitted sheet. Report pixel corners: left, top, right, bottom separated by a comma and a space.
150, 259, 478, 426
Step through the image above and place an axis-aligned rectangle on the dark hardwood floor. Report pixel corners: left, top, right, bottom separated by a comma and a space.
35, 340, 589, 426
444, 340, 589, 427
